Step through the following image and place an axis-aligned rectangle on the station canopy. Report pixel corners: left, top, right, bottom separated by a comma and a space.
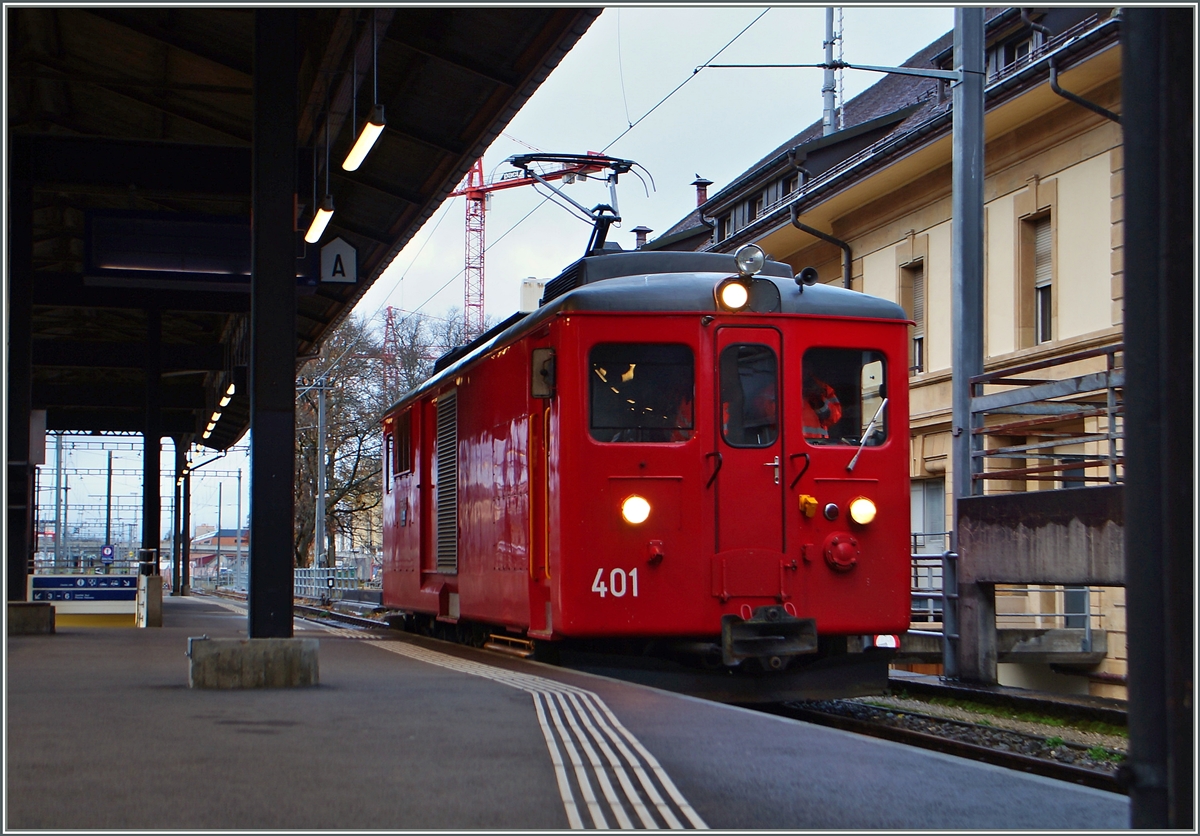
8, 7, 599, 449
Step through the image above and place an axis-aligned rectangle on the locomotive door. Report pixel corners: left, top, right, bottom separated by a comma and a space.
713, 327, 786, 598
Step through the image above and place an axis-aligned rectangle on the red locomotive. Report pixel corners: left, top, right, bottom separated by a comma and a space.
381, 241, 910, 701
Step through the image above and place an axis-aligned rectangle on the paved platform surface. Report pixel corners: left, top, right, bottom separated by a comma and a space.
7, 595, 1130, 830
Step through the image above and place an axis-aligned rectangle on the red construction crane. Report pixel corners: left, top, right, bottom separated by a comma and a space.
381, 305, 401, 400
448, 153, 616, 340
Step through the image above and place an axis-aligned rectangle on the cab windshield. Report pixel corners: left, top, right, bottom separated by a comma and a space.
801, 347, 888, 446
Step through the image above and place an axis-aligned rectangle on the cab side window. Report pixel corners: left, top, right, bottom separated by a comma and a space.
589, 343, 694, 443
395, 410, 412, 474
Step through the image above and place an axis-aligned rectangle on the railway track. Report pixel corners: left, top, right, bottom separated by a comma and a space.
211, 591, 1129, 795
762, 699, 1126, 795
292, 601, 391, 631
205, 590, 392, 632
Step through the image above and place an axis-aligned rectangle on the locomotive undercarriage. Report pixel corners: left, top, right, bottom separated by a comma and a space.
385, 608, 894, 703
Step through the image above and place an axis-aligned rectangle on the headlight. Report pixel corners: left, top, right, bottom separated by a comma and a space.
849, 497, 877, 525
734, 243, 766, 276
621, 495, 651, 525
716, 278, 750, 311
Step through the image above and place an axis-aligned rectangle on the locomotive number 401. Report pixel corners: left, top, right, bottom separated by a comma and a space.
591, 567, 639, 598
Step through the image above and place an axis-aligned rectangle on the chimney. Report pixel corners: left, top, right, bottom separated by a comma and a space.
691, 175, 713, 207
632, 225, 652, 249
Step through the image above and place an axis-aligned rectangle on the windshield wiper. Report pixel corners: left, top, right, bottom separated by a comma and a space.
846, 398, 887, 472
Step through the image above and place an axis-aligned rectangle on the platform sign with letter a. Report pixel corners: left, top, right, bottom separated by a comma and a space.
321, 237, 357, 284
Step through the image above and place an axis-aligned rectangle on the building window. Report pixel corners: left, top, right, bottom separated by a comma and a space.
717, 215, 730, 242
900, 260, 925, 374
747, 193, 764, 223
1032, 215, 1052, 344
783, 173, 799, 196
910, 476, 946, 622
987, 30, 1041, 78
911, 476, 946, 553
1004, 36, 1032, 67
1017, 197, 1055, 350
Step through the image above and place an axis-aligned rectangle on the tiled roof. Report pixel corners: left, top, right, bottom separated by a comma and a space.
648, 7, 1121, 253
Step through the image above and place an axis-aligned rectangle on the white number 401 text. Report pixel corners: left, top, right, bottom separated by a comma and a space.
591, 567, 639, 598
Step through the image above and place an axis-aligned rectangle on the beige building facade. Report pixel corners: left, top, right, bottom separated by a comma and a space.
649, 8, 1125, 697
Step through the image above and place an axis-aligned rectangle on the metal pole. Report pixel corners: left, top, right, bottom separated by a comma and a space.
942, 550, 959, 678
216, 481, 223, 582
172, 438, 185, 595
105, 450, 113, 550
172, 475, 181, 592
821, 7, 836, 136
235, 468, 243, 587
316, 376, 326, 569
182, 469, 191, 593
62, 477, 69, 570
949, 7, 986, 683
54, 432, 63, 568
950, 6, 985, 508
1122, 7, 1194, 828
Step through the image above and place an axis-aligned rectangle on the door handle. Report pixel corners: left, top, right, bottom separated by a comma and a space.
789, 453, 811, 489
763, 455, 780, 484
705, 451, 723, 488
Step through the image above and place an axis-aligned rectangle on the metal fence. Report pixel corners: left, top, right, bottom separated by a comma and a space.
294, 567, 363, 601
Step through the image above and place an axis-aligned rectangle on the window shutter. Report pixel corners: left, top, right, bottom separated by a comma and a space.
1033, 217, 1052, 288
912, 264, 925, 333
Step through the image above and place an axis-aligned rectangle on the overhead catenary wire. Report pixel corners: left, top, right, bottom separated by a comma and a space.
616, 8, 633, 128
602, 7, 770, 153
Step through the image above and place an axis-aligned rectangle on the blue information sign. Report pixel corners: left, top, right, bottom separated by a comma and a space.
30, 575, 137, 602
100, 544, 115, 564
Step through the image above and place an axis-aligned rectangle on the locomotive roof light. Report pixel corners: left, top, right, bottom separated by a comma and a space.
716, 278, 750, 311
621, 495, 651, 525
734, 243, 766, 277
849, 496, 877, 525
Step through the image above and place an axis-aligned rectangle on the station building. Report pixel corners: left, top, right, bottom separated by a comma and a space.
646, 8, 1126, 698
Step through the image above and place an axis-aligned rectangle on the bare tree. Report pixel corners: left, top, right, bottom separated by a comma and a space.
294, 308, 492, 567
295, 315, 385, 568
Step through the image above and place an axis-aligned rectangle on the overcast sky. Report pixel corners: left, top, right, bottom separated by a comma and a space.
50, 6, 956, 544
352, 6, 956, 331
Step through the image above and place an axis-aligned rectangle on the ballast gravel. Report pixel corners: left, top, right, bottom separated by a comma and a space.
799, 697, 1127, 777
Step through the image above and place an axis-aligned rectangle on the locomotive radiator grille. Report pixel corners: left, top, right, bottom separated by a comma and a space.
436, 391, 459, 573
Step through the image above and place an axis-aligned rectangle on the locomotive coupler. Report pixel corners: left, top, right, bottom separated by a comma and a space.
720, 605, 818, 668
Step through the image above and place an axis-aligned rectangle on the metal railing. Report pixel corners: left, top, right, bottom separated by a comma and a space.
995, 586, 1100, 653
910, 551, 1106, 670
970, 342, 1123, 491
908, 549, 959, 678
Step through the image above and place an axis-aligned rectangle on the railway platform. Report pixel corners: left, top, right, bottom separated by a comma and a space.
6, 595, 1129, 830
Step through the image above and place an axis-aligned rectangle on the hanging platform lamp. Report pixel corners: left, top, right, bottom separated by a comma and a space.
305, 194, 335, 244
343, 104, 385, 172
